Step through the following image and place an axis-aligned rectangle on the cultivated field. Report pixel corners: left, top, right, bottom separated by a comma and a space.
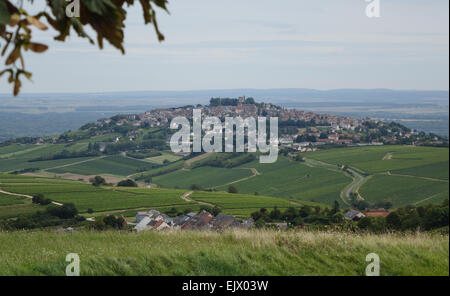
305, 146, 449, 207
217, 157, 350, 205
153, 167, 253, 189
0, 192, 25, 206
0, 184, 190, 213
0, 156, 95, 173
0, 174, 313, 217
149, 156, 350, 206
48, 155, 158, 176
0, 187, 49, 219
305, 146, 449, 177
359, 174, 449, 207
190, 191, 303, 216
0, 143, 448, 210
145, 151, 182, 164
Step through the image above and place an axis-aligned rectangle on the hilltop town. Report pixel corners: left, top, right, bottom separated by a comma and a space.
2, 97, 446, 156
90, 96, 446, 150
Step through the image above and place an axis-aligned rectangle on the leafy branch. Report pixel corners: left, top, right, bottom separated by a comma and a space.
0, 0, 168, 95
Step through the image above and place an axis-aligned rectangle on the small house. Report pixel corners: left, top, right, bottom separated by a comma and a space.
344, 210, 365, 221
211, 214, 240, 230
364, 209, 389, 217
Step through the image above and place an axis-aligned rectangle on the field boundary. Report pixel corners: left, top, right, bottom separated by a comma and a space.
386, 171, 449, 182
0, 145, 47, 159
43, 156, 106, 172
211, 167, 261, 189
414, 191, 449, 206
184, 152, 214, 167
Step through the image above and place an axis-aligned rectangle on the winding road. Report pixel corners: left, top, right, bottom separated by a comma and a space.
304, 157, 366, 202
180, 191, 215, 207
344, 168, 365, 200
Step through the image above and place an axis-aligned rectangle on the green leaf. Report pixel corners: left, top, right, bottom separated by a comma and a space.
84, 0, 116, 15
0, 0, 11, 25
151, 0, 168, 11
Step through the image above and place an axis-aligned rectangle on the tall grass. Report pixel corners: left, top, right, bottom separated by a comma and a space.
0, 229, 447, 276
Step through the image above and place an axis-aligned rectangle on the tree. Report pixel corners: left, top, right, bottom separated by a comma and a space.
298, 205, 312, 218
386, 212, 401, 230
228, 185, 238, 194
254, 218, 266, 228
330, 200, 340, 215
331, 212, 344, 223
292, 216, 304, 226
283, 207, 298, 221
269, 207, 282, 220
117, 179, 138, 187
0, 0, 169, 95
401, 211, 422, 231
423, 207, 449, 230
386, 212, 402, 229
351, 198, 370, 211
199, 205, 213, 214
91, 216, 107, 230
314, 206, 321, 215
190, 184, 202, 191
182, 207, 193, 215
32, 193, 52, 205
165, 207, 177, 216
357, 217, 372, 230
103, 215, 125, 229
90, 176, 106, 186
46, 203, 78, 219
211, 206, 222, 216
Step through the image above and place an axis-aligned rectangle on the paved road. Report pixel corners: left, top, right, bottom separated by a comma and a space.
345, 168, 365, 200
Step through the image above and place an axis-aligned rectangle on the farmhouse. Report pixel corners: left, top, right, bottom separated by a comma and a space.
172, 215, 191, 228
136, 209, 168, 223
211, 214, 241, 230
344, 210, 366, 221
241, 218, 255, 229
134, 210, 171, 232
181, 210, 214, 230
364, 209, 389, 217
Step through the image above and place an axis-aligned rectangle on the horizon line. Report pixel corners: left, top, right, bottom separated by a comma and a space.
1, 87, 449, 96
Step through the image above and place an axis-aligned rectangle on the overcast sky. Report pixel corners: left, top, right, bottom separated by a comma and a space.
0, 0, 448, 94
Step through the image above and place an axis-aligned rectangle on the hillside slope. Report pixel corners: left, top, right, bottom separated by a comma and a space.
0, 230, 447, 276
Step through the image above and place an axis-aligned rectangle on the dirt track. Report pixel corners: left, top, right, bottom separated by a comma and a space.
184, 152, 214, 166
180, 191, 215, 207
382, 153, 393, 160
215, 168, 262, 188
0, 187, 63, 206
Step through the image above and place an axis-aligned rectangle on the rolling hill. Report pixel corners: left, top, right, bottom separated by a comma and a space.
0, 129, 448, 216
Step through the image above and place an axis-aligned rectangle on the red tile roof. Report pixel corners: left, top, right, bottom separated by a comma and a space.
364, 211, 389, 217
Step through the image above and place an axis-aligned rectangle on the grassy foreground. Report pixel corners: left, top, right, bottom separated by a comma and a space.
0, 230, 448, 276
